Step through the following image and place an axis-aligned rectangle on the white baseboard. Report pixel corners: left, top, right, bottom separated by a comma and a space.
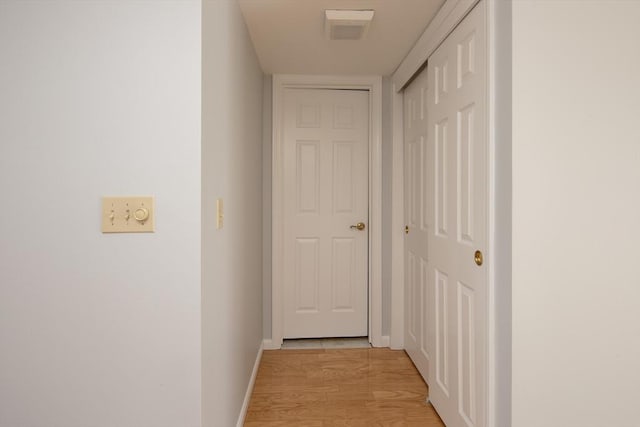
262, 338, 281, 350
380, 335, 390, 347
371, 334, 391, 348
236, 342, 264, 427
390, 339, 404, 350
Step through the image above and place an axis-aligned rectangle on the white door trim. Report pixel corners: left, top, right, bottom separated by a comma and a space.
271, 74, 383, 348
392, 0, 481, 91
389, 83, 405, 350
486, 1, 512, 425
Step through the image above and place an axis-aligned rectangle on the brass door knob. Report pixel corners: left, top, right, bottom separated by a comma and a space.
350, 222, 366, 231
405, 225, 409, 234
474, 250, 483, 266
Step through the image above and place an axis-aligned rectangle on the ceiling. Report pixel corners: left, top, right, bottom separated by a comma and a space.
237, 0, 446, 76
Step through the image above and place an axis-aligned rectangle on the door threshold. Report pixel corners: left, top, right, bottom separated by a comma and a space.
281, 337, 371, 350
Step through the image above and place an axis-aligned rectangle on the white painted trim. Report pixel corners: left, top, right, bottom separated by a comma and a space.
379, 335, 390, 348
235, 342, 264, 427
262, 339, 280, 350
271, 74, 384, 348
486, 1, 511, 426
486, 3, 497, 425
479, 4, 496, 426
389, 83, 405, 350
392, 0, 480, 91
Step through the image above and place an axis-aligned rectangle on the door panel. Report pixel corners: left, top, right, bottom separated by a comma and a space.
331, 237, 356, 310
296, 142, 320, 213
283, 88, 369, 338
435, 118, 449, 237
435, 268, 450, 396
294, 238, 319, 312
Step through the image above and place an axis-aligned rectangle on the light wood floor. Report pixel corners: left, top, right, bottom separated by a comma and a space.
244, 348, 445, 426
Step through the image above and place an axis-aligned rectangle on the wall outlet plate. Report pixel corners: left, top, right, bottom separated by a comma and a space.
101, 196, 154, 233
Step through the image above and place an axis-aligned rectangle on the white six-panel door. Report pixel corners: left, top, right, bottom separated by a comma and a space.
404, 68, 432, 382
427, 3, 487, 427
282, 88, 369, 338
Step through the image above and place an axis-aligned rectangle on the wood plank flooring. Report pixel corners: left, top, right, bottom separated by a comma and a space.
245, 348, 445, 426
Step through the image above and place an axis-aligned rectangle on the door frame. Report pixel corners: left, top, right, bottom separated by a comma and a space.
390, 0, 510, 425
269, 74, 384, 349
391, 0, 486, 349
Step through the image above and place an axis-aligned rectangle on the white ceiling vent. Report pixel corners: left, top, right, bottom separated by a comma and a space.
324, 10, 375, 41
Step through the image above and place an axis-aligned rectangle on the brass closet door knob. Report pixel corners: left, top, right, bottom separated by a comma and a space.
350, 222, 366, 231
474, 250, 483, 266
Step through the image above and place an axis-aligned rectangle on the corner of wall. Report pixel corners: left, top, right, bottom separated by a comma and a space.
262, 74, 273, 341
490, 0, 512, 425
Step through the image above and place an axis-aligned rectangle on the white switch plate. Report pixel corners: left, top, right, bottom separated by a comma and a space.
216, 198, 223, 229
102, 196, 154, 233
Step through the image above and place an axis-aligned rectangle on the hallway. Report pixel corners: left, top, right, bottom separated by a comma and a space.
3, 1, 640, 426
244, 348, 445, 426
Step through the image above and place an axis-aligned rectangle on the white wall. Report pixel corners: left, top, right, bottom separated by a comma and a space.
201, 1, 264, 426
262, 75, 273, 339
512, 2, 640, 426
0, 2, 202, 427
490, 0, 512, 425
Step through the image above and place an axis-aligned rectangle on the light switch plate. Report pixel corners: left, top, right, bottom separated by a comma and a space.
216, 198, 224, 229
102, 196, 154, 233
